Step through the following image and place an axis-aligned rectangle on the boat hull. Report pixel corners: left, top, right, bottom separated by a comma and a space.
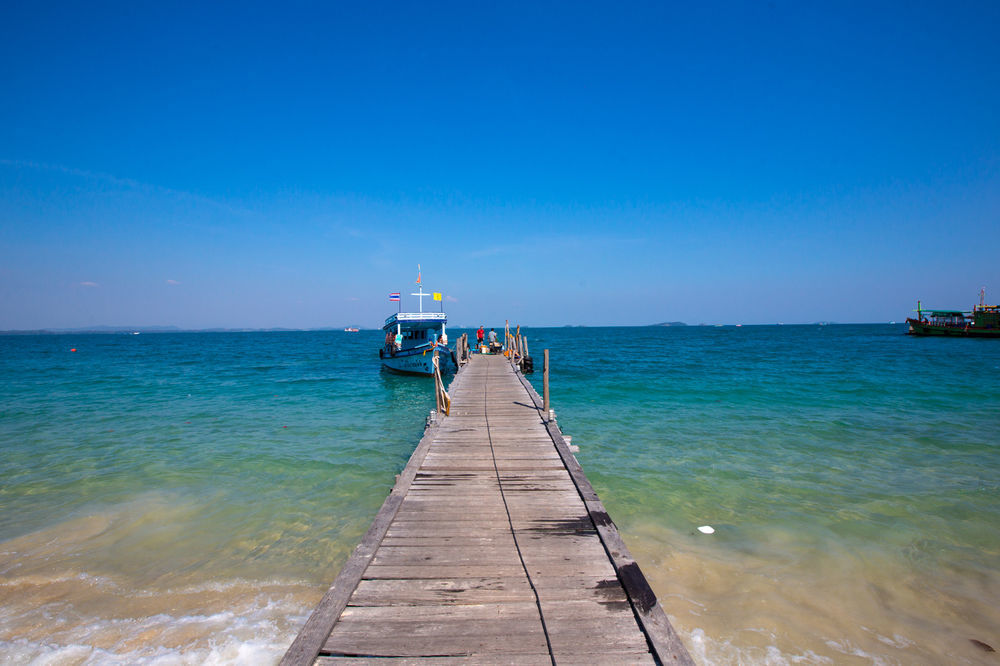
906, 318, 1000, 338
380, 346, 457, 375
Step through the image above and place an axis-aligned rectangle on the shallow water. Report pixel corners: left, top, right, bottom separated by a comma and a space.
1, 326, 998, 663
528, 325, 1000, 664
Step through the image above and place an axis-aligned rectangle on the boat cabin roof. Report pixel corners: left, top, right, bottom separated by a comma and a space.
384, 311, 447, 330
925, 310, 967, 317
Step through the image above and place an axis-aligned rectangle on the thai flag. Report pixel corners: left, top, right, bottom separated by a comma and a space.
389, 292, 400, 301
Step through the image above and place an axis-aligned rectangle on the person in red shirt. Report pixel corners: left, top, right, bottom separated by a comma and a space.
476, 325, 485, 350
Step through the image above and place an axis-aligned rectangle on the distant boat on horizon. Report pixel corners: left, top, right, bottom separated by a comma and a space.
343, 327, 360, 332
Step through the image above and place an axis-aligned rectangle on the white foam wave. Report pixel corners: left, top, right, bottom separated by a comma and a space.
129, 577, 313, 598
0, 575, 313, 665
686, 627, 839, 665
0, 634, 287, 666
0, 572, 119, 590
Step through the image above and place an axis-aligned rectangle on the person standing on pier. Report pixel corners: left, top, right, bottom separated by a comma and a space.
477, 325, 485, 350
488, 328, 498, 353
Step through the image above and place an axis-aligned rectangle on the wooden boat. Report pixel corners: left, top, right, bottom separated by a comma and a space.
379, 279, 457, 375
906, 290, 1000, 338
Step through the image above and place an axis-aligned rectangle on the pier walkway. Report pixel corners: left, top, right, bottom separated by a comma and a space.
283, 353, 692, 665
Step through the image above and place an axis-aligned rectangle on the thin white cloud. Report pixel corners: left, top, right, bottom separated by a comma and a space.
1, 158, 140, 189
80, 281, 99, 287
0, 159, 249, 217
446, 295, 458, 303
166, 279, 181, 285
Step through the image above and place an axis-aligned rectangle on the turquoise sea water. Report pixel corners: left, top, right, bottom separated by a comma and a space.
1, 326, 998, 664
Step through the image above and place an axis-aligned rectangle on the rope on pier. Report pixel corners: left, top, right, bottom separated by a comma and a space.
432, 350, 450, 416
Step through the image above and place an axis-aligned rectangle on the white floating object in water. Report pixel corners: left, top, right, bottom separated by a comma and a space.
697, 525, 715, 534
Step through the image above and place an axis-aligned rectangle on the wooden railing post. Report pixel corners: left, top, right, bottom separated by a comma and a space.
543, 348, 550, 420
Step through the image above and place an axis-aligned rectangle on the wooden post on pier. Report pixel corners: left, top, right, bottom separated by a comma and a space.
543, 348, 550, 419
456, 333, 468, 366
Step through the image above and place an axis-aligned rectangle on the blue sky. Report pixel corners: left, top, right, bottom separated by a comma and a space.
2, 1, 998, 328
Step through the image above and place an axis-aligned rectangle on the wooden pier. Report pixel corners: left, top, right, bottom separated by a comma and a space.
283, 352, 693, 665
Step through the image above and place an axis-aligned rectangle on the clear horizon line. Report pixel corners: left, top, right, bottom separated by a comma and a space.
0, 321, 905, 335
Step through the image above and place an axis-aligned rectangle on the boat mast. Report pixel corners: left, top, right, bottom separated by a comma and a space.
411, 264, 429, 313
411, 285, 430, 313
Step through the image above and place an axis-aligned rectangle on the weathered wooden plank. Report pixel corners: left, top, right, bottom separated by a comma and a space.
337, 602, 540, 622
546, 626, 651, 652
316, 655, 556, 665
347, 577, 536, 606
379, 535, 517, 547
385, 524, 516, 538
550, 656, 655, 666
321, 632, 550, 658
317, 653, 654, 665
370, 546, 524, 567
390, 511, 512, 521
362, 564, 527, 579
357, 574, 621, 603
323, 620, 648, 656
403, 490, 578, 499
397, 500, 509, 511
523, 561, 617, 577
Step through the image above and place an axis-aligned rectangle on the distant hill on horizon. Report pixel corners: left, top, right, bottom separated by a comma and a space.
650, 321, 688, 327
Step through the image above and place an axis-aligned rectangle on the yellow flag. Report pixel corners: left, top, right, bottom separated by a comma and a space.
433, 292, 442, 301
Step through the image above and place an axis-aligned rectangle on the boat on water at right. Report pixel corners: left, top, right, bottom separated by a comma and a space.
906, 288, 1000, 337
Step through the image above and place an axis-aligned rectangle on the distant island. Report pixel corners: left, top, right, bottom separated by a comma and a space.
650, 321, 687, 327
